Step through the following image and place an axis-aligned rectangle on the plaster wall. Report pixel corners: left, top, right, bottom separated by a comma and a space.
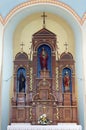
0, 22, 4, 130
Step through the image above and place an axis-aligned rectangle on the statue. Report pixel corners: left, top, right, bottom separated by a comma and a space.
18, 72, 26, 92
63, 71, 70, 92
40, 48, 48, 70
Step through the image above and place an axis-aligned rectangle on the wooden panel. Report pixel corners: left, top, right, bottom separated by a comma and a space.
64, 108, 72, 121
72, 107, 77, 122
17, 108, 25, 122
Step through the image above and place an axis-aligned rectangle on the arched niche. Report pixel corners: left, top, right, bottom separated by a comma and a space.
58, 52, 75, 93
37, 44, 52, 77
62, 67, 72, 93
14, 52, 29, 94
17, 67, 26, 93
2, 3, 84, 130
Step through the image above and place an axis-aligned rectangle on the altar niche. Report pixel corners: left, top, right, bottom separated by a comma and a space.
62, 68, 72, 93
37, 45, 52, 77
17, 68, 26, 93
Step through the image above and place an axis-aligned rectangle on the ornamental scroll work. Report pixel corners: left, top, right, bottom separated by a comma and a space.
56, 67, 59, 91
29, 107, 32, 120
29, 67, 33, 91
11, 24, 77, 124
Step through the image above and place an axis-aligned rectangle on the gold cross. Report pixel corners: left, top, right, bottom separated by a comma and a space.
41, 12, 47, 28
64, 42, 68, 53
20, 42, 25, 53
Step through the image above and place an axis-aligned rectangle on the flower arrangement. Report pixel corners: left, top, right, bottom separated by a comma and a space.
38, 114, 52, 125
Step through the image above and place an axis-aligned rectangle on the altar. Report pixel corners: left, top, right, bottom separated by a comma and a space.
10, 24, 79, 125
7, 123, 82, 130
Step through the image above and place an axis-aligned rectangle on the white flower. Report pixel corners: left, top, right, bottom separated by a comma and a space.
38, 114, 52, 125
42, 114, 46, 117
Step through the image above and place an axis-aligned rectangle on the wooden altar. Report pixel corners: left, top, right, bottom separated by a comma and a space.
11, 27, 78, 125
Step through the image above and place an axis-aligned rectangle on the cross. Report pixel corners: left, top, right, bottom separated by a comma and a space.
20, 42, 25, 53
64, 42, 68, 53
41, 12, 47, 28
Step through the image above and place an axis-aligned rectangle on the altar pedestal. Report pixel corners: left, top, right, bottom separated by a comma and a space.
63, 92, 72, 105
17, 93, 26, 106
40, 70, 50, 78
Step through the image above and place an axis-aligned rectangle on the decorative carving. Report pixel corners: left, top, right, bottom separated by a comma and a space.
11, 27, 77, 125
56, 108, 59, 119
56, 67, 59, 91
30, 67, 33, 91
29, 107, 32, 120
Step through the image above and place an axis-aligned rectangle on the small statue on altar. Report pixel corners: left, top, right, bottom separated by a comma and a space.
63, 71, 70, 92
18, 72, 26, 92
40, 48, 48, 70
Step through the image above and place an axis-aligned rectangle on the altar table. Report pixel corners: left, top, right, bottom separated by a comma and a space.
7, 123, 82, 130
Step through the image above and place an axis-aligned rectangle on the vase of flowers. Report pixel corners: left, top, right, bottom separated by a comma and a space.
38, 114, 52, 125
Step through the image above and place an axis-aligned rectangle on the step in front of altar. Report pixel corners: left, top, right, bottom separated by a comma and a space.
7, 123, 82, 130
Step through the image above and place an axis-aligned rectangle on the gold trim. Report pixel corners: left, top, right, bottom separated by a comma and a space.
56, 67, 59, 91
30, 67, 33, 91
29, 107, 32, 120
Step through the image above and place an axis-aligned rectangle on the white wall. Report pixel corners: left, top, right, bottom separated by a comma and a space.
74, 26, 84, 128
82, 21, 86, 130
0, 22, 4, 130
1, 22, 13, 130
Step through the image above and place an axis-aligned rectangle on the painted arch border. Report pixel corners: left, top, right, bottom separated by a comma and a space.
0, 0, 86, 25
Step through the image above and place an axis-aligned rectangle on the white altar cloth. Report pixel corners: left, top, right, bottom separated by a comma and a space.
7, 124, 82, 130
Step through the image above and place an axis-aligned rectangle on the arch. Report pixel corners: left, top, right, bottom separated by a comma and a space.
0, 0, 82, 25
35, 42, 54, 52
15, 52, 28, 60
1, 2, 84, 130
60, 52, 73, 60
